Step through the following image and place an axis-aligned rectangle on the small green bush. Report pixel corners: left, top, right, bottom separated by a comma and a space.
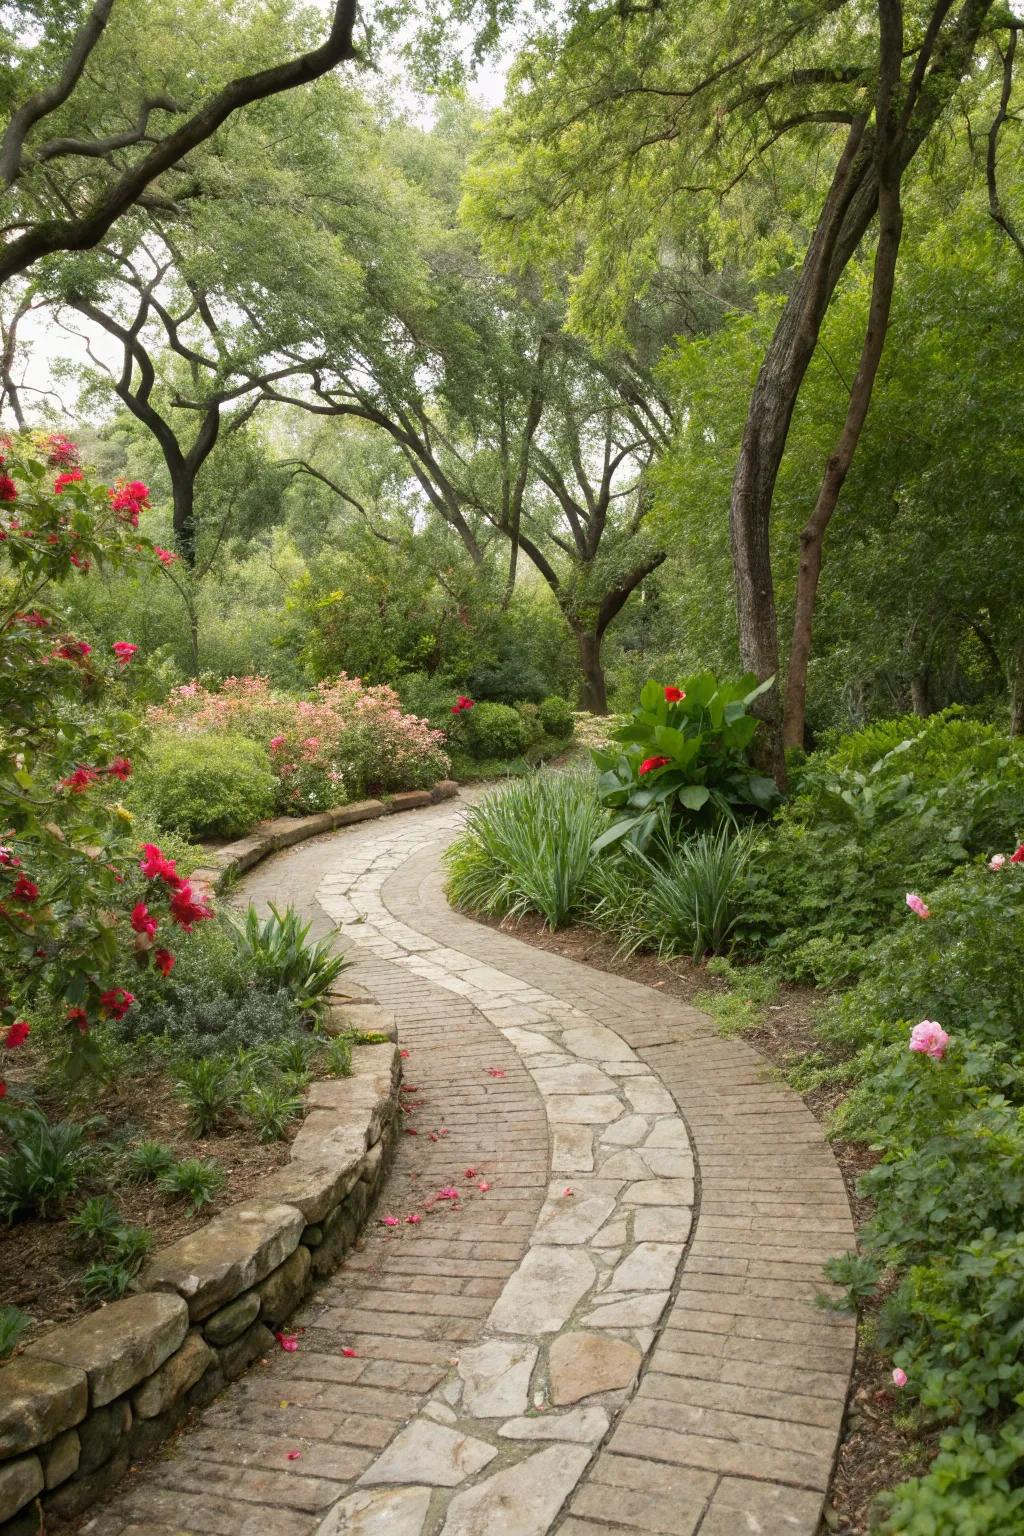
123, 985, 304, 1058
514, 701, 546, 748
0, 1109, 87, 1221
221, 903, 350, 1007
174, 1057, 238, 1136
158, 1157, 224, 1213
135, 731, 276, 840
463, 702, 530, 761
468, 657, 548, 704
539, 695, 575, 739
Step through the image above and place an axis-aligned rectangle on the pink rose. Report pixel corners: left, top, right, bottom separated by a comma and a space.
908, 1020, 949, 1061
905, 892, 930, 919
989, 853, 1007, 870
892, 1367, 907, 1388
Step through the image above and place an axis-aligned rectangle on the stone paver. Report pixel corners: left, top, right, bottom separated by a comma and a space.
77, 798, 855, 1536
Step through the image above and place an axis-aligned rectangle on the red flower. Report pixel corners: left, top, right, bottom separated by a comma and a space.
99, 988, 135, 1021
139, 843, 183, 887
154, 546, 178, 566
111, 642, 138, 666
53, 639, 92, 663
69, 554, 91, 570
639, 755, 671, 775
61, 766, 99, 793
0, 847, 19, 866
153, 947, 175, 977
54, 469, 83, 494
4, 1021, 30, 1049
451, 695, 475, 714
66, 1006, 89, 1033
1010, 845, 1024, 865
109, 480, 150, 528
169, 884, 213, 932
130, 901, 157, 938
0, 1081, 5, 1098
0, 475, 16, 503
15, 611, 50, 628
664, 686, 686, 702
45, 433, 79, 468
12, 875, 38, 903
106, 756, 132, 781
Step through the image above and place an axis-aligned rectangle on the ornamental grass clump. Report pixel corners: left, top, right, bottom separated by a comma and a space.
444, 770, 605, 930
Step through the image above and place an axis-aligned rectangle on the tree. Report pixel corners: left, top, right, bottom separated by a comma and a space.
0, 0, 358, 288
465, 0, 1006, 773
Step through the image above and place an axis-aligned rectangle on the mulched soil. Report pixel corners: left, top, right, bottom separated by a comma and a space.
0, 1052, 289, 1345
471, 910, 936, 1535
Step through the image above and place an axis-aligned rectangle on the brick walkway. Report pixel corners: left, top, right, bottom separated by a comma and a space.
81, 801, 855, 1536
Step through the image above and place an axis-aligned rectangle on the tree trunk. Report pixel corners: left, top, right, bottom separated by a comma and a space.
782, 1, 906, 751
1010, 644, 1024, 736
729, 120, 872, 786
910, 671, 931, 716
576, 630, 609, 714
172, 473, 197, 565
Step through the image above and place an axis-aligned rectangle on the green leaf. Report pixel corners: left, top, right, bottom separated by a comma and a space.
677, 784, 711, 810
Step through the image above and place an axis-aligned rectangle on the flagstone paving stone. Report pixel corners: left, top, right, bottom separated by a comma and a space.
78, 798, 855, 1536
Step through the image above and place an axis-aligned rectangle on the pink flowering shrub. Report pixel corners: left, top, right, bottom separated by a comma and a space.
149, 673, 448, 814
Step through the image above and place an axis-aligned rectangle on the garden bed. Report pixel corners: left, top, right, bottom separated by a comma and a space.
467, 909, 929, 1536
0, 1057, 290, 1346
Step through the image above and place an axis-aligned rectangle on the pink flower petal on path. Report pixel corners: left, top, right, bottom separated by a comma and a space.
381, 1215, 400, 1227
406, 1213, 422, 1225
287, 1450, 302, 1461
275, 1331, 299, 1352
477, 1180, 490, 1192
342, 1347, 358, 1357
487, 1067, 506, 1078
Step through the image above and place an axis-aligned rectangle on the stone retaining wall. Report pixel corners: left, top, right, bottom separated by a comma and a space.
0, 781, 459, 1530
0, 1047, 401, 1532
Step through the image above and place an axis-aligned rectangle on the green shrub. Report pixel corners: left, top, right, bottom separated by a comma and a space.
463, 701, 530, 761
68, 1196, 123, 1252
136, 731, 276, 839
321, 1034, 353, 1077
514, 701, 546, 748
612, 828, 759, 961
539, 695, 575, 739
158, 1157, 224, 1212
0, 1109, 87, 1221
814, 862, 1024, 1524
174, 1057, 238, 1136
445, 771, 605, 929
123, 985, 304, 1058
221, 903, 350, 1007
592, 674, 781, 853
241, 1081, 304, 1142
468, 657, 548, 704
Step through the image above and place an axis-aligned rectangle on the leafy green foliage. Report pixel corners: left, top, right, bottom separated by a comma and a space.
0, 1305, 33, 1359
462, 701, 530, 761
221, 903, 349, 1009
174, 1057, 238, 1136
124, 1140, 175, 1182
157, 1157, 224, 1213
321, 1034, 353, 1077
445, 771, 606, 929
126, 986, 304, 1059
613, 828, 759, 961
0, 1108, 86, 1221
68, 1195, 123, 1252
538, 695, 575, 738
240, 1081, 304, 1142
740, 717, 1024, 981
592, 675, 780, 853
136, 731, 276, 840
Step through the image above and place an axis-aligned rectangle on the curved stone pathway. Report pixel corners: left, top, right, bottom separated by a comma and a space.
81, 800, 855, 1536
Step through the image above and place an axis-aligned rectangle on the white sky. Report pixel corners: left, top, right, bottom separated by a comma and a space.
12, 44, 509, 426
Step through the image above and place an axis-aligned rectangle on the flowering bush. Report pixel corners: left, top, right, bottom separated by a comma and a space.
149, 673, 448, 813
591, 674, 781, 853
0, 435, 206, 1087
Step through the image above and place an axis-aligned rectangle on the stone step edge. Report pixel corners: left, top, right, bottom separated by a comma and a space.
188, 781, 460, 903
0, 1045, 402, 1531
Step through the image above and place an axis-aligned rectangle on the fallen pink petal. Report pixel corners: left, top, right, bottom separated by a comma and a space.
487, 1067, 506, 1078
477, 1180, 490, 1192
381, 1215, 400, 1226
287, 1450, 302, 1461
406, 1213, 422, 1224
274, 1332, 299, 1353
342, 1347, 358, 1357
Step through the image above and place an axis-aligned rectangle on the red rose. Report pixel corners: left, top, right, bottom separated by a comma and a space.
639, 755, 672, 775
4, 1021, 30, 1049
12, 875, 39, 902
111, 642, 138, 666
1010, 845, 1024, 864
664, 686, 686, 702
